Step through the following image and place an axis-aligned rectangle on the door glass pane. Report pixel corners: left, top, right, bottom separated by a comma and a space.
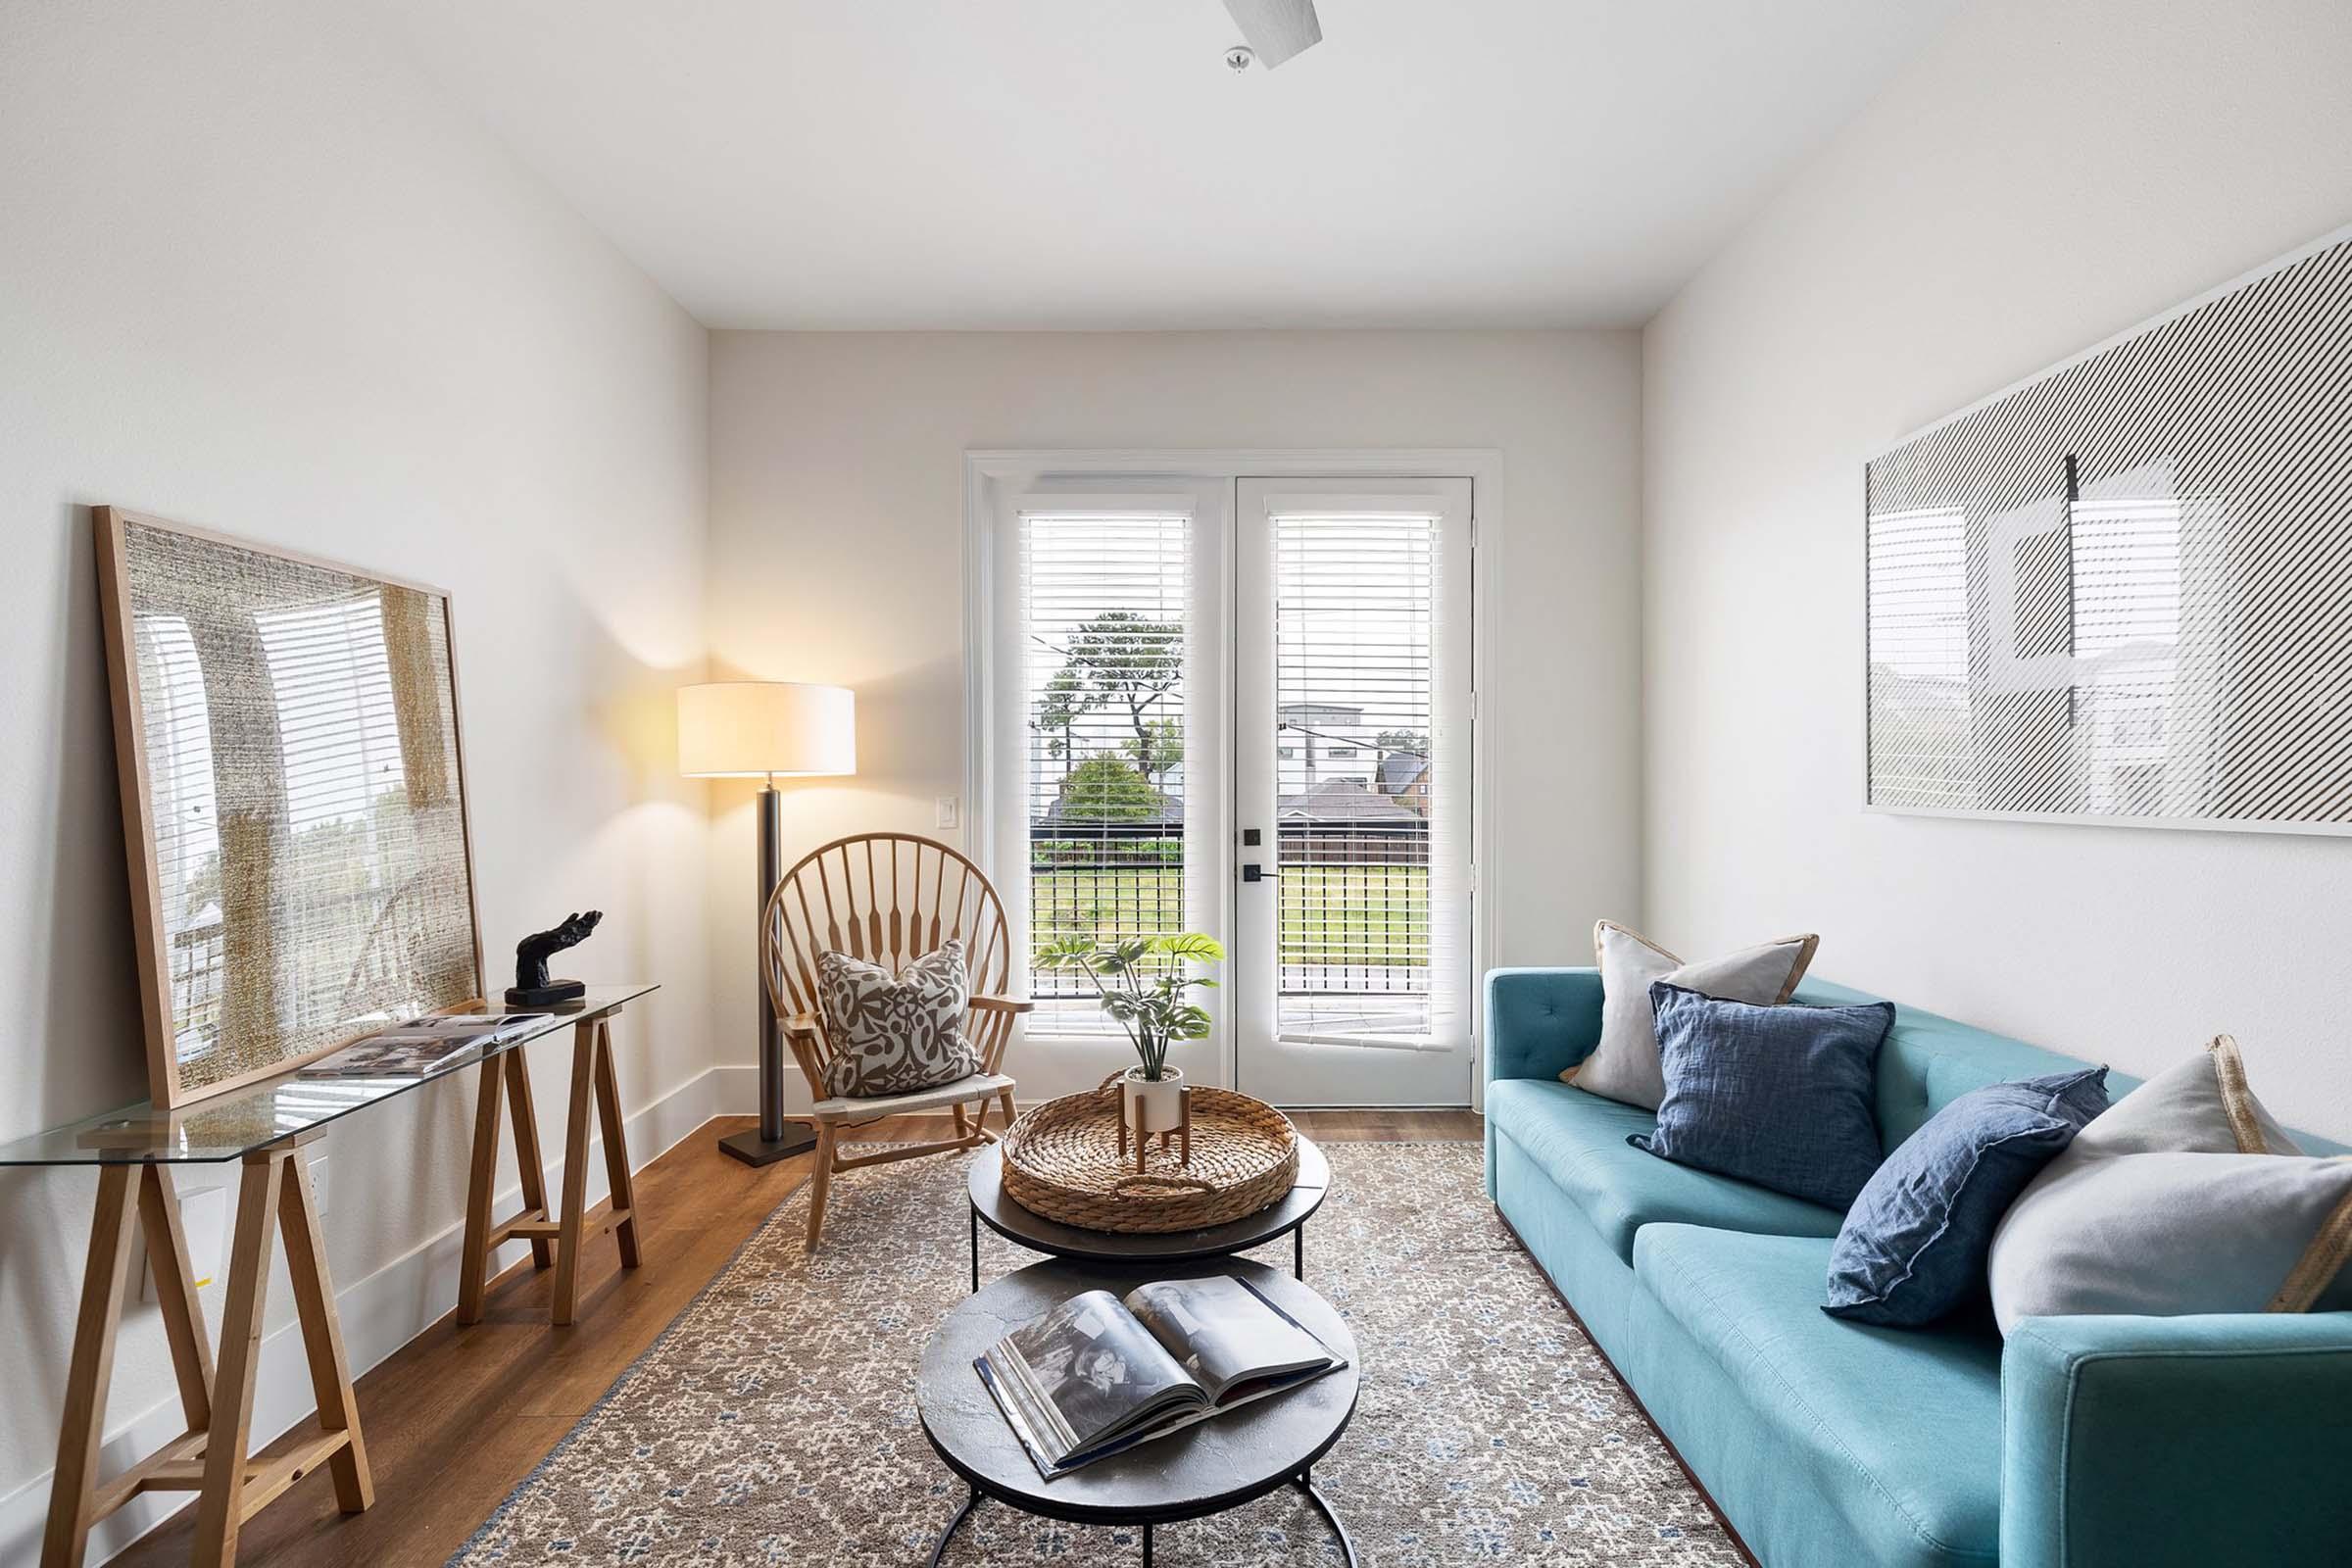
1021, 514, 1190, 1034
1272, 513, 1437, 1040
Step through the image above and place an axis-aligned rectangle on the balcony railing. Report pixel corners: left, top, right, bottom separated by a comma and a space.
1026, 820, 1431, 1008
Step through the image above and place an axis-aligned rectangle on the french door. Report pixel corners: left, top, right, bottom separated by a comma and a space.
983, 471, 1476, 1106
1231, 479, 1475, 1104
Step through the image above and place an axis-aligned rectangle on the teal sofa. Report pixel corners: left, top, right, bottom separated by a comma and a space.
1484, 967, 2352, 1568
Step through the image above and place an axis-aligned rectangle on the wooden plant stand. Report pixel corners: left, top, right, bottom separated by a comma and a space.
44, 1141, 370, 1568
1114, 1085, 1193, 1173
456, 1005, 642, 1328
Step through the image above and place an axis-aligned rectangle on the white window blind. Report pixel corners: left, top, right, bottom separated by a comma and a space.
1020, 513, 1192, 1032
1270, 511, 1463, 1048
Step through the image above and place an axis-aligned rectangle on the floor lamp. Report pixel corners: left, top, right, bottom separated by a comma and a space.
678, 680, 857, 1166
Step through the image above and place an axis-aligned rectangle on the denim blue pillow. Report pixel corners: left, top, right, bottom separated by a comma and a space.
1630, 983, 1892, 1211
1824, 1066, 2110, 1327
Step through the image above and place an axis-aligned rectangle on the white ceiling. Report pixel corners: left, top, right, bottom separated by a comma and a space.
380, 0, 1962, 330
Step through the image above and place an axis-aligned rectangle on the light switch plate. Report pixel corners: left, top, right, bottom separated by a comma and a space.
935, 796, 960, 830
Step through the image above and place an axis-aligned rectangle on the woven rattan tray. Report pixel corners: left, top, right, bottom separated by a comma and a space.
999, 1081, 1299, 1234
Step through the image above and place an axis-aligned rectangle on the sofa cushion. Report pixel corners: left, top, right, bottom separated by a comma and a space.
1485, 1079, 1843, 1261
1632, 1224, 2003, 1566
1569, 920, 1819, 1109
1825, 1066, 2110, 1327
1989, 1038, 2352, 1332
1637, 985, 1890, 1211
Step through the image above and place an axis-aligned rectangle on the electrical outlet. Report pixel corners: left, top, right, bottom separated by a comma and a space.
935, 796, 960, 830
310, 1152, 331, 1216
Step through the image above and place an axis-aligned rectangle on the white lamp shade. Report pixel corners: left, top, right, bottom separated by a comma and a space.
677, 682, 856, 778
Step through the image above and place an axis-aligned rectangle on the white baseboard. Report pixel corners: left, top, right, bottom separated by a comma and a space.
0, 1063, 735, 1567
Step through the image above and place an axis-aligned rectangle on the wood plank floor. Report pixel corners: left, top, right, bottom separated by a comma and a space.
113, 1109, 1480, 1567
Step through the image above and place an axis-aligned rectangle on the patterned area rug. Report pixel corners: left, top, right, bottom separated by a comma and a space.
452, 1143, 1745, 1566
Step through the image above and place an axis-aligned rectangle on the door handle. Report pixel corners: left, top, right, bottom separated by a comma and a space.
1242, 863, 1270, 883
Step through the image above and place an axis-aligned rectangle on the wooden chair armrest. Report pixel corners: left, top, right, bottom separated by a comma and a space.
968, 994, 1035, 1015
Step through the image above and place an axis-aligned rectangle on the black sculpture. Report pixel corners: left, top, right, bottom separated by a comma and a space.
507, 909, 603, 1005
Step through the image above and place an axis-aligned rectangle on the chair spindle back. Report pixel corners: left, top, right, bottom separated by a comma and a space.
760, 833, 1016, 1093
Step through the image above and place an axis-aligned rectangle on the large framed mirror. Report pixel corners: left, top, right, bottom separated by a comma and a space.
95, 508, 485, 1106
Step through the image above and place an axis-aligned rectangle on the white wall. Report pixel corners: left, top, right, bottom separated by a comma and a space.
708, 330, 1644, 1105
0, 1, 712, 1553
1642, 0, 2352, 1136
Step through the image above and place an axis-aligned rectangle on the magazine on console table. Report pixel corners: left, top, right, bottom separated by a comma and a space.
975, 1273, 1346, 1479
298, 1012, 553, 1079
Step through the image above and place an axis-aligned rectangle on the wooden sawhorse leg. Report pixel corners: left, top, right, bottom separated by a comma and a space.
551, 1012, 642, 1327
45, 1149, 370, 1568
43, 1163, 213, 1568
456, 1049, 559, 1325
193, 1145, 371, 1566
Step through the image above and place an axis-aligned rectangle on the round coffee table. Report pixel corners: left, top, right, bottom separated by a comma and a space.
916, 1256, 1359, 1566
966, 1135, 1329, 1293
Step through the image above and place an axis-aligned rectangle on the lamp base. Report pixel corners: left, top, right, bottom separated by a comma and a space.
717, 1123, 816, 1166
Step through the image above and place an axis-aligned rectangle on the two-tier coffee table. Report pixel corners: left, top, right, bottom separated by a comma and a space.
965, 1134, 1330, 1292
916, 1256, 1359, 1567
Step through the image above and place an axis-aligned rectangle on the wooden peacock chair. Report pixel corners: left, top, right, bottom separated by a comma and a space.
760, 832, 1030, 1248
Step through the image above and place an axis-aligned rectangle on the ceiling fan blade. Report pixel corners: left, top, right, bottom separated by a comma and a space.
1222, 0, 1322, 69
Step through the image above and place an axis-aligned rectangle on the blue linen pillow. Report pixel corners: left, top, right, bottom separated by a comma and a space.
1824, 1066, 2109, 1327
1630, 983, 1892, 1211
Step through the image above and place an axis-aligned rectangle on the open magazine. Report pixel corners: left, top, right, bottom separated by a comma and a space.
975, 1274, 1346, 1479
299, 1012, 552, 1079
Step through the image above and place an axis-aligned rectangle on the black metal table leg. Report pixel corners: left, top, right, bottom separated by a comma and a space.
1294, 1221, 1303, 1281
928, 1489, 980, 1567
969, 1203, 980, 1294
1142, 1521, 1153, 1566
1296, 1472, 1357, 1567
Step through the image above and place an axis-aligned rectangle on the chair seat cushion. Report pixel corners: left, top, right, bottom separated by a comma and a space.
1632, 1224, 2004, 1566
814, 1072, 1014, 1120
1485, 1078, 1843, 1261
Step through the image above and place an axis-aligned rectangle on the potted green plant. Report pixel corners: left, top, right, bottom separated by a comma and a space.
1037, 931, 1223, 1137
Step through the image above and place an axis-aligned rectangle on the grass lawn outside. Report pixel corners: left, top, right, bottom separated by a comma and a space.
1029, 863, 1430, 968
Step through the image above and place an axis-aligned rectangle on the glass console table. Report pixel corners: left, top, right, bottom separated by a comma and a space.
2, 984, 656, 1568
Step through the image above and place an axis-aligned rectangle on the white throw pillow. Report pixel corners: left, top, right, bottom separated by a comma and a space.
1561, 921, 1820, 1110
1988, 1036, 2352, 1334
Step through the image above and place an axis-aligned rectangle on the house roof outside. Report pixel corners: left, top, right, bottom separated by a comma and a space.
1274, 778, 1423, 825
1377, 753, 1430, 796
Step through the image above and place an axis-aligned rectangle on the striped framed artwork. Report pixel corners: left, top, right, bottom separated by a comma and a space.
1865, 225, 2352, 836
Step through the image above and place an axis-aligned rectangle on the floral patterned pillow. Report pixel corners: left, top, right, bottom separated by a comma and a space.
816, 940, 977, 1100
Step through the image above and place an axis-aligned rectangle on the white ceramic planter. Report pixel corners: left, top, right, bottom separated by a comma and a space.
1120, 1064, 1186, 1136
